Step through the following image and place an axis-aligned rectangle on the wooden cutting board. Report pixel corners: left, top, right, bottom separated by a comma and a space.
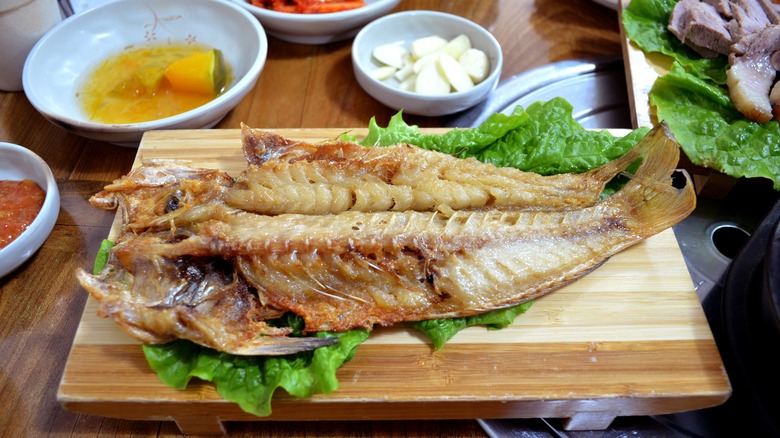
58, 128, 731, 435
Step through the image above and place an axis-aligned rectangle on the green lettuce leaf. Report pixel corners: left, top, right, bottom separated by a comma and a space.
355, 108, 530, 157
650, 62, 780, 186
473, 99, 649, 175
93, 239, 114, 274
143, 329, 370, 417
408, 301, 533, 351
357, 98, 649, 176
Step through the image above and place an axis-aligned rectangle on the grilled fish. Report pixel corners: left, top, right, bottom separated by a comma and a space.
93, 126, 650, 234
77, 123, 695, 355
230, 125, 651, 215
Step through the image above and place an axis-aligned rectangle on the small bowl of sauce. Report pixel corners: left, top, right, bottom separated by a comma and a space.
0, 179, 46, 248
0, 142, 59, 278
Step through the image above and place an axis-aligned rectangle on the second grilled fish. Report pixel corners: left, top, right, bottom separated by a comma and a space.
229, 125, 651, 215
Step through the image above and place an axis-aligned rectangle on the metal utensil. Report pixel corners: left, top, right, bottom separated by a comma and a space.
58, 0, 74, 17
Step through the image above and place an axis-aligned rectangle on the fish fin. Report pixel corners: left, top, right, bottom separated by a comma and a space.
608, 122, 697, 235
241, 123, 267, 166
222, 336, 339, 356
626, 122, 682, 181
241, 125, 311, 165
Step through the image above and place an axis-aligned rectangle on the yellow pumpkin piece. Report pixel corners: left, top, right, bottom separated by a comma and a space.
110, 64, 166, 98
163, 49, 226, 95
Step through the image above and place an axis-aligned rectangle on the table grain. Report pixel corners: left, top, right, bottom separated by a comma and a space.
0, 1, 624, 436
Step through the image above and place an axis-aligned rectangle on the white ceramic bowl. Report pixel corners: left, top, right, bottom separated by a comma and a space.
352, 10, 503, 117
0, 142, 60, 278
232, 0, 400, 44
22, 0, 268, 147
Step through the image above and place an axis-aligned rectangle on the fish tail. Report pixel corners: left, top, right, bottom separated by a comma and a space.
608, 122, 697, 235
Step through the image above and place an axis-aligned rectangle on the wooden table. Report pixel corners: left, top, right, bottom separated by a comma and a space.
0, 1, 648, 436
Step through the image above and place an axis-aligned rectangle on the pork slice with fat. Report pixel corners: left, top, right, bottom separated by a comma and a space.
728, 24, 780, 123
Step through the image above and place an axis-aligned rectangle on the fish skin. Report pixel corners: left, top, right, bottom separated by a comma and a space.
79, 123, 695, 341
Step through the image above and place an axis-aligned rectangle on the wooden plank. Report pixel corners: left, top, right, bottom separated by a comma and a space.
58, 128, 731, 434
618, 0, 668, 130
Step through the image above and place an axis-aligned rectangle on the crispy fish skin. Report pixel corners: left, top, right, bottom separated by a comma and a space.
78, 123, 694, 354
231, 125, 651, 215
87, 124, 694, 334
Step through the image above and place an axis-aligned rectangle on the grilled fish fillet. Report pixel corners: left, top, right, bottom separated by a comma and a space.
76, 123, 695, 355
230, 125, 650, 215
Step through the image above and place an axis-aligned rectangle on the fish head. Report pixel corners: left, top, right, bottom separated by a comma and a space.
90, 161, 234, 231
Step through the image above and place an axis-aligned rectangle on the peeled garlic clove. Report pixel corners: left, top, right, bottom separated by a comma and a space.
441, 34, 472, 59
412, 52, 439, 74
372, 44, 409, 69
415, 60, 451, 95
370, 65, 398, 81
410, 35, 448, 59
394, 62, 415, 81
399, 75, 417, 92
458, 48, 490, 83
438, 53, 474, 92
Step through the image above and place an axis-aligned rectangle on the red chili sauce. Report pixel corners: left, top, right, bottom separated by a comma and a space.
0, 179, 46, 249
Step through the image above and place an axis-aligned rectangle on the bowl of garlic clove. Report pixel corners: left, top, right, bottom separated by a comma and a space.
351, 10, 502, 117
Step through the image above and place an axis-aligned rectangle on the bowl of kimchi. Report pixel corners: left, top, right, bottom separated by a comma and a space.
0, 142, 60, 278
232, 0, 401, 44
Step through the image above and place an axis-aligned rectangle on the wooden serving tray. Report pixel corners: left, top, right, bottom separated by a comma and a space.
58, 128, 731, 435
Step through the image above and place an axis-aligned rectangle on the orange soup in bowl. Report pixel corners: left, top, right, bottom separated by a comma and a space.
77, 44, 231, 124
